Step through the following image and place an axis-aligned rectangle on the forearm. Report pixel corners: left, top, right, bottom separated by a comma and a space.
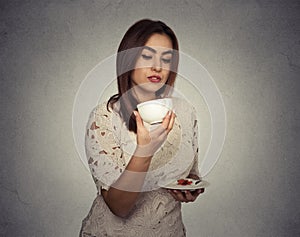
102, 154, 152, 218
101, 111, 175, 218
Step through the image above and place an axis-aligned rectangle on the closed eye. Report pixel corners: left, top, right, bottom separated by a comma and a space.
141, 54, 152, 60
161, 58, 171, 64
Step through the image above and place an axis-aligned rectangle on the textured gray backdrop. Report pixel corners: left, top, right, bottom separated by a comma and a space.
0, 0, 299, 236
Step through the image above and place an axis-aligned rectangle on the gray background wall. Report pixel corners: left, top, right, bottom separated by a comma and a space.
1, 0, 299, 236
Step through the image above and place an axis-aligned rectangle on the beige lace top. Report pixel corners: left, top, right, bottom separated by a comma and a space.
80, 98, 199, 237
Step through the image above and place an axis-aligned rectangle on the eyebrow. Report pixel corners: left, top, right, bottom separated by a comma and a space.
142, 46, 173, 56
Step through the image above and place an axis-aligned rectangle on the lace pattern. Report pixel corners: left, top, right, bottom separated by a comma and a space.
80, 98, 199, 236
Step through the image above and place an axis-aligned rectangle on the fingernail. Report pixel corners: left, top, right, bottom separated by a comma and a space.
133, 111, 137, 116
168, 110, 172, 116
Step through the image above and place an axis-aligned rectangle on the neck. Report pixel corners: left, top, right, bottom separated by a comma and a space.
132, 87, 157, 103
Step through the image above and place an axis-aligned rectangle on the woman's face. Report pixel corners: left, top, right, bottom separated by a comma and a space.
131, 33, 173, 101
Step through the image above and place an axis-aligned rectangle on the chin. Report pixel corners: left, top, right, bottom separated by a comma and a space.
139, 83, 165, 94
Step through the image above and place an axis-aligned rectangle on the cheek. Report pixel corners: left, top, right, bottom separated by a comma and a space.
132, 68, 145, 82
134, 68, 145, 76
163, 69, 170, 81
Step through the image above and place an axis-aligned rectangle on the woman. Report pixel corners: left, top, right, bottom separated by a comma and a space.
80, 19, 204, 237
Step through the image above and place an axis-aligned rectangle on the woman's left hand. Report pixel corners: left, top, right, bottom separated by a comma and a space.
168, 173, 204, 203
168, 188, 204, 203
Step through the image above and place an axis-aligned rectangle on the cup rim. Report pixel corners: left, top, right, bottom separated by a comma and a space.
137, 98, 173, 109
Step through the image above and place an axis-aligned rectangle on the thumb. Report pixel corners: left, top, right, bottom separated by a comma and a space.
133, 111, 144, 128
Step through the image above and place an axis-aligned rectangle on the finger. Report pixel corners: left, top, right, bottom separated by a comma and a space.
192, 188, 205, 196
149, 112, 171, 137
161, 110, 172, 130
167, 112, 176, 132
171, 190, 186, 202
168, 189, 181, 201
167, 190, 179, 201
189, 188, 205, 200
184, 191, 196, 202
154, 112, 175, 138
134, 111, 144, 129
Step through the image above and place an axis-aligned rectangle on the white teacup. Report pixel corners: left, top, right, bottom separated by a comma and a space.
137, 98, 173, 124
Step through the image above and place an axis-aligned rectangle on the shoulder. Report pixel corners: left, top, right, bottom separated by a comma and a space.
172, 97, 198, 129
90, 101, 120, 119
172, 97, 196, 115
87, 101, 121, 129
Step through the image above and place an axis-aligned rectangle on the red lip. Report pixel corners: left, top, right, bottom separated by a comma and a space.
147, 75, 162, 83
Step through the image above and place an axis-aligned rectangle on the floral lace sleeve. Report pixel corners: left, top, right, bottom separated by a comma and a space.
85, 103, 126, 192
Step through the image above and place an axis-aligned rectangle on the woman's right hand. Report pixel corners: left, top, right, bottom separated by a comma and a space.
133, 110, 176, 157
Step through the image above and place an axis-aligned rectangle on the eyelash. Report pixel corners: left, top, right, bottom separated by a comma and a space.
141, 54, 172, 64
141, 54, 152, 60
161, 58, 171, 64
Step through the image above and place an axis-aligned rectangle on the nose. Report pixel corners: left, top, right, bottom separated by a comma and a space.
151, 56, 162, 72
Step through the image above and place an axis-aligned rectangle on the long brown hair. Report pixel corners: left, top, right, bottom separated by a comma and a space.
107, 19, 179, 133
